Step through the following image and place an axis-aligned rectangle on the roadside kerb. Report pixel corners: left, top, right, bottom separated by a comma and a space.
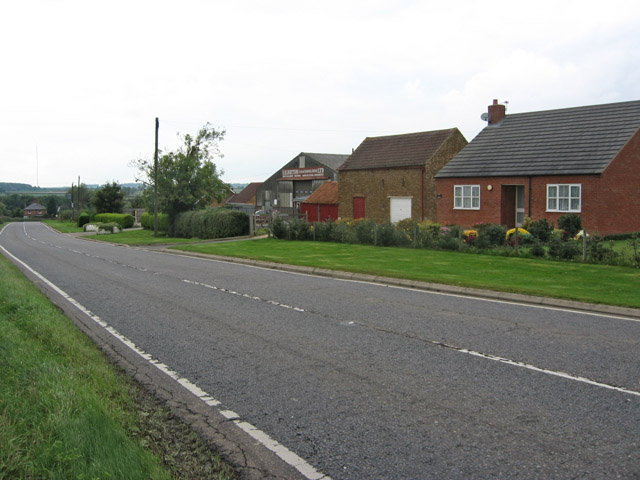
161, 248, 640, 321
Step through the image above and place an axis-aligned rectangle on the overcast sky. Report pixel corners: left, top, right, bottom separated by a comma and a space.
2, 0, 640, 188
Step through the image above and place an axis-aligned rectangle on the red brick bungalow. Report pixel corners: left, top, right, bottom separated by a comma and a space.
435, 99, 640, 235
301, 181, 338, 222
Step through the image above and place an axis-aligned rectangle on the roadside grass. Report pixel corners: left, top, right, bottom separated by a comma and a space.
89, 228, 204, 245
41, 219, 84, 233
173, 238, 640, 308
0, 255, 236, 479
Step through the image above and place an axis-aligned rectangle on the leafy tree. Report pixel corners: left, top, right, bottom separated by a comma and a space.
132, 123, 230, 223
92, 182, 125, 213
46, 196, 58, 217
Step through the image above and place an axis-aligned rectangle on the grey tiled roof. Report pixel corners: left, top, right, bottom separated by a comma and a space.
436, 100, 640, 178
304, 152, 350, 170
339, 129, 458, 171
25, 202, 46, 210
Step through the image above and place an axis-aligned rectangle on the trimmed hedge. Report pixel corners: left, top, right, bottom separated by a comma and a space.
172, 208, 249, 239
141, 212, 170, 232
93, 213, 134, 229
77, 212, 90, 228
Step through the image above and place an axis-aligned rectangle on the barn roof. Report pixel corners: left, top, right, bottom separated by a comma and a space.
302, 181, 338, 205
436, 100, 640, 178
226, 182, 261, 204
339, 129, 460, 171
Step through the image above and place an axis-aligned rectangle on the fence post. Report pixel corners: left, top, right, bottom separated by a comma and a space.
374, 225, 377, 246
582, 229, 587, 262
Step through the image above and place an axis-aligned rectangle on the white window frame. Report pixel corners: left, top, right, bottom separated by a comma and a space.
546, 184, 581, 213
453, 185, 480, 210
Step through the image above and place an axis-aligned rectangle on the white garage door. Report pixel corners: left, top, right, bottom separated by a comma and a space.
390, 197, 412, 223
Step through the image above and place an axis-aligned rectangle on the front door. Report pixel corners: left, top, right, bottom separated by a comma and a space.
501, 185, 525, 228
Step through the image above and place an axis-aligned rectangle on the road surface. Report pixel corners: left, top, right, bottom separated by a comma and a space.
1, 222, 639, 479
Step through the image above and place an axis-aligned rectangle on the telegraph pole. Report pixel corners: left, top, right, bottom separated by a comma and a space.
153, 117, 159, 237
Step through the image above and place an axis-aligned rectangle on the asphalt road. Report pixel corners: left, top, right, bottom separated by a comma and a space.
2, 222, 639, 479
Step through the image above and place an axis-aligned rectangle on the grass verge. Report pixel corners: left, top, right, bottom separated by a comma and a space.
86, 228, 203, 245
0, 254, 237, 479
173, 238, 640, 309
41, 219, 84, 233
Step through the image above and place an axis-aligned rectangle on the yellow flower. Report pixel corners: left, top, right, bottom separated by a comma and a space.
505, 227, 529, 238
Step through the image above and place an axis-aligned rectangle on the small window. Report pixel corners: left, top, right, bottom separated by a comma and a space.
454, 185, 480, 210
547, 184, 581, 212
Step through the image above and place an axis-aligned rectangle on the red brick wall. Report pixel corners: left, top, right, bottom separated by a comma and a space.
435, 130, 640, 234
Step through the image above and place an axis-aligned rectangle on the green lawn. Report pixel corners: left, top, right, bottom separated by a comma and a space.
173, 238, 640, 309
89, 228, 206, 245
0, 255, 235, 479
41, 219, 84, 233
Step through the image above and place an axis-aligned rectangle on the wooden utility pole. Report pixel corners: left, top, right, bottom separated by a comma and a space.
71, 182, 75, 221
153, 117, 159, 237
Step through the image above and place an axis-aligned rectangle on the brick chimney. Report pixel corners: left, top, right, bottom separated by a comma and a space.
487, 99, 506, 125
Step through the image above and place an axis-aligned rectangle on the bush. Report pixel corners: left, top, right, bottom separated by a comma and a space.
586, 235, 618, 264
93, 213, 134, 229
476, 223, 506, 247
526, 218, 554, 242
271, 217, 288, 239
415, 221, 442, 248
376, 222, 398, 247
59, 210, 73, 221
354, 219, 376, 245
330, 221, 356, 243
77, 212, 90, 228
313, 220, 333, 242
289, 218, 311, 240
530, 242, 546, 257
548, 237, 580, 260
171, 208, 249, 239
557, 214, 582, 239
141, 212, 170, 232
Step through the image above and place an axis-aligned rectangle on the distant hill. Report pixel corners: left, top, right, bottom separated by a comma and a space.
1, 182, 144, 194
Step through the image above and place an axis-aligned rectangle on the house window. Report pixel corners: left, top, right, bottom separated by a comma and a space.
454, 185, 480, 210
547, 184, 581, 212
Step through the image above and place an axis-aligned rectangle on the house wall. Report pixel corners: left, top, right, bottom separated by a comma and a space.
435, 132, 640, 235
338, 130, 467, 222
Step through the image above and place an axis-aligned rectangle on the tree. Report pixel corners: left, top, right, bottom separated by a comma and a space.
131, 123, 230, 222
93, 182, 125, 213
46, 196, 58, 217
